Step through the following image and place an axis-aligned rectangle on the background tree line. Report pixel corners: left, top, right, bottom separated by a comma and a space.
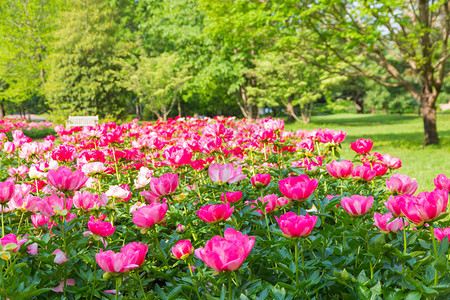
0, 0, 448, 144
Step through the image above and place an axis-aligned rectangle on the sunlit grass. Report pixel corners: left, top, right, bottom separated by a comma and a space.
285, 112, 450, 192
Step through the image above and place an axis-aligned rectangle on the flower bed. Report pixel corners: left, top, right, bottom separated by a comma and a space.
0, 116, 449, 299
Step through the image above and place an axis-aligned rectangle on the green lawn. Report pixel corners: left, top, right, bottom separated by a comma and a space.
285, 112, 450, 192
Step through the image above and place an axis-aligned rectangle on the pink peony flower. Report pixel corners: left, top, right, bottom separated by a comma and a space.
149, 173, 179, 198
132, 202, 168, 229
341, 195, 374, 216
47, 167, 88, 192
36, 194, 73, 217
278, 175, 318, 202
195, 228, 255, 273
120, 242, 148, 266
172, 240, 194, 260
52, 249, 68, 264
384, 194, 414, 217
351, 165, 376, 182
0, 233, 27, 252
386, 174, 418, 195
0, 181, 15, 204
88, 216, 115, 237
220, 191, 243, 204
275, 212, 317, 238
373, 213, 405, 233
163, 146, 193, 166
382, 154, 401, 169
350, 138, 373, 155
251, 173, 271, 188
326, 160, 354, 179
52, 279, 75, 293
197, 202, 234, 223
434, 227, 450, 242
401, 189, 448, 225
73, 191, 108, 211
208, 163, 247, 184
434, 174, 450, 192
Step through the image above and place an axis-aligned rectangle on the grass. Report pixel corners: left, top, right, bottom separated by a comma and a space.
285, 112, 450, 192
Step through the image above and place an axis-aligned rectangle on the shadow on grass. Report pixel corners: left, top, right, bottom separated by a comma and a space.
310, 114, 420, 127
344, 130, 450, 149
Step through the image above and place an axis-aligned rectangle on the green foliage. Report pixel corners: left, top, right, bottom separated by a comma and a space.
43, 0, 133, 122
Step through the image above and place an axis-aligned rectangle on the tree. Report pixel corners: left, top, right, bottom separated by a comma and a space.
119, 52, 191, 120
284, 0, 449, 145
44, 0, 132, 122
0, 0, 59, 117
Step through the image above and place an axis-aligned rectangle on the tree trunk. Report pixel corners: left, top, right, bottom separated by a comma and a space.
285, 102, 301, 123
353, 97, 364, 114
177, 98, 182, 117
421, 98, 439, 145
0, 103, 4, 119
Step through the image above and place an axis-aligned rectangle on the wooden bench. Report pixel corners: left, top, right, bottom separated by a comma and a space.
66, 116, 99, 128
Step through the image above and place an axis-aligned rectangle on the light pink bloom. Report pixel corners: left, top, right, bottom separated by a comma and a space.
386, 174, 418, 195
382, 154, 402, 169
208, 163, 247, 184
81, 162, 106, 176
197, 202, 234, 223
251, 173, 271, 188
53, 249, 68, 264
96, 242, 148, 275
341, 195, 374, 216
52, 279, 75, 293
47, 167, 88, 192
73, 191, 108, 211
195, 228, 255, 272
172, 240, 194, 260
275, 212, 317, 238
3, 142, 15, 153
373, 213, 405, 233
132, 202, 168, 228
163, 146, 193, 166
326, 160, 354, 179
149, 173, 179, 197
352, 165, 376, 182
31, 213, 52, 229
36, 194, 73, 217
278, 175, 318, 201
434, 174, 450, 192
106, 185, 131, 202
176, 224, 185, 233
401, 189, 448, 225
220, 191, 243, 204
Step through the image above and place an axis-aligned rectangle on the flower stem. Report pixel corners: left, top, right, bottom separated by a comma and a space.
1, 205, 4, 236
135, 272, 147, 300
90, 240, 100, 300
430, 225, 438, 286
366, 230, 373, 280
295, 238, 299, 284
228, 272, 233, 300
264, 213, 272, 240
115, 277, 120, 300
301, 238, 305, 270
112, 146, 121, 183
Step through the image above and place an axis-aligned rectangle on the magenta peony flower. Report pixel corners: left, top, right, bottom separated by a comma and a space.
47, 167, 88, 192
121, 242, 148, 266
386, 174, 418, 195
384, 194, 414, 217
275, 212, 317, 238
0, 181, 15, 204
220, 191, 243, 204
434, 227, 450, 242
278, 175, 318, 202
434, 174, 450, 192
96, 242, 148, 275
132, 202, 168, 228
195, 228, 255, 273
341, 195, 374, 216
326, 160, 354, 179
149, 173, 179, 198
373, 213, 405, 233
36, 194, 73, 217
251, 173, 271, 188
401, 189, 448, 225
88, 216, 115, 237
350, 138, 373, 155
171, 240, 194, 260
197, 202, 234, 223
